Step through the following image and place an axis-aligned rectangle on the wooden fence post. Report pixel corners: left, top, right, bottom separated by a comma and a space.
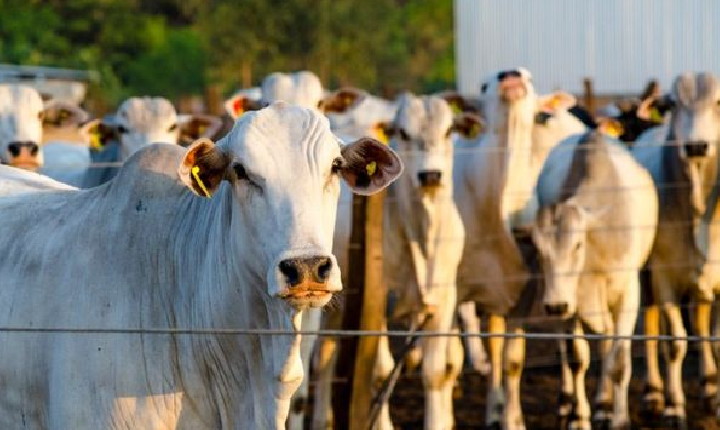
331, 190, 386, 430
583, 78, 595, 116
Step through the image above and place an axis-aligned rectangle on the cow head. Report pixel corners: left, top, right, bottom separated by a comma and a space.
178, 102, 402, 309
262, 71, 324, 111
324, 88, 398, 143
666, 73, 720, 215
533, 200, 604, 317
382, 93, 481, 193
0, 85, 88, 171
100, 97, 220, 161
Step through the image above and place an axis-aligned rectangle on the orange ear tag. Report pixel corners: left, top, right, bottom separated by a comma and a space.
233, 99, 244, 118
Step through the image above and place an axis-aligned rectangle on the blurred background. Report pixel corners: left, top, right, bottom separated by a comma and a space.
0, 0, 454, 113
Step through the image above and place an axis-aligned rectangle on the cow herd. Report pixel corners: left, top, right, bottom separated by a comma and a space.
0, 68, 718, 430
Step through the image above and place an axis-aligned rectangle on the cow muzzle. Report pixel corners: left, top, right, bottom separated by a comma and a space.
544, 302, 569, 317
277, 256, 338, 308
683, 140, 710, 158
418, 170, 442, 188
7, 141, 40, 170
498, 72, 527, 102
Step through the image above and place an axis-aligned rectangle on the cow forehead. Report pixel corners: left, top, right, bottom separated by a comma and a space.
0, 85, 43, 115
261, 71, 324, 109
395, 95, 452, 135
673, 73, 720, 109
224, 103, 340, 174
117, 97, 177, 130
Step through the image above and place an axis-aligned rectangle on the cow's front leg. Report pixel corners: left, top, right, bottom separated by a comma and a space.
422, 292, 458, 430
557, 337, 574, 429
504, 326, 526, 430
485, 313, 506, 429
289, 309, 321, 430
643, 303, 665, 419
661, 301, 687, 429
458, 301, 490, 374
568, 321, 591, 430
371, 322, 395, 430
312, 336, 337, 429
695, 300, 717, 415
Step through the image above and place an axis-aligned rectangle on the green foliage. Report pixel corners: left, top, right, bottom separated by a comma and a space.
0, 0, 456, 107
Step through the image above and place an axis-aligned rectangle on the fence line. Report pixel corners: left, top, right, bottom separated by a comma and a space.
0, 327, 717, 341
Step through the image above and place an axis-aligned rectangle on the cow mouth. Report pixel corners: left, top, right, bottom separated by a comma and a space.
10, 161, 40, 171
499, 76, 528, 102
279, 283, 335, 308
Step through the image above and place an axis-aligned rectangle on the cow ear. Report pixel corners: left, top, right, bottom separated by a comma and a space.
320, 88, 364, 113
178, 138, 231, 198
224, 94, 264, 120
439, 92, 479, 114
177, 114, 223, 147
637, 95, 673, 123
41, 101, 89, 128
596, 117, 624, 139
340, 138, 403, 195
452, 113, 484, 139
79, 119, 117, 149
538, 91, 576, 113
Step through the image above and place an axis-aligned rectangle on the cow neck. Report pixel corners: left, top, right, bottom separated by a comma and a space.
496, 103, 535, 227
395, 162, 455, 308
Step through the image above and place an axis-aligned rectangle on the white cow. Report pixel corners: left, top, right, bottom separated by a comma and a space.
0, 84, 88, 172
0, 102, 401, 429
367, 93, 480, 430
453, 68, 585, 429
534, 132, 658, 429
633, 72, 720, 426
43, 97, 221, 188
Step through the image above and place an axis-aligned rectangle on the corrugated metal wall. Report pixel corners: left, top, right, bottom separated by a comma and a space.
455, 0, 720, 96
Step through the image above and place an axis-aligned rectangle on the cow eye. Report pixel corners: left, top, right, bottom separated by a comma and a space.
399, 129, 410, 141
117, 125, 128, 134
168, 123, 178, 132
331, 157, 343, 174
481, 83, 488, 94
234, 163, 249, 181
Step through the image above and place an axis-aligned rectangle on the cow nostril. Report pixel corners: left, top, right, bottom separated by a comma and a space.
7, 143, 20, 157
418, 171, 442, 187
684, 140, 709, 158
544, 303, 569, 316
29, 143, 39, 156
279, 260, 300, 286
316, 258, 332, 282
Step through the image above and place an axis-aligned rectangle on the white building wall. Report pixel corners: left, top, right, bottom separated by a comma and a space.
455, 0, 720, 96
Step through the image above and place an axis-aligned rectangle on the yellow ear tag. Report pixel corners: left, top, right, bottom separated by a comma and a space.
602, 120, 623, 138
650, 107, 663, 123
450, 102, 462, 115
366, 161, 377, 176
191, 165, 212, 198
89, 129, 102, 149
374, 124, 389, 145
470, 123, 481, 138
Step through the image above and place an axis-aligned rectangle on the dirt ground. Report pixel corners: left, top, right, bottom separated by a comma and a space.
386, 338, 719, 430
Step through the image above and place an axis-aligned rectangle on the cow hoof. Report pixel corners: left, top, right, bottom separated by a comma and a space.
484, 422, 502, 430
567, 419, 591, 430
703, 394, 717, 416
664, 415, 687, 430
591, 417, 611, 430
557, 415, 569, 430
641, 390, 664, 420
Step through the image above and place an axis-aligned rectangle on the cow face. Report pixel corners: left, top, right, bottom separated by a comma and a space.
533, 201, 595, 317
112, 97, 183, 160
668, 73, 720, 214
0, 85, 45, 170
178, 102, 402, 310
479, 68, 537, 131
386, 93, 480, 193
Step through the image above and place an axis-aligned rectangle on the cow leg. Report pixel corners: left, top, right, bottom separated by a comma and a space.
504, 326, 526, 430
458, 301, 490, 374
422, 290, 458, 430
311, 336, 337, 430
371, 322, 395, 430
595, 275, 639, 430
568, 321, 591, 430
695, 300, 717, 414
485, 314, 506, 429
444, 328, 464, 429
643, 304, 665, 417
557, 338, 574, 429
662, 301, 687, 428
289, 308, 321, 430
